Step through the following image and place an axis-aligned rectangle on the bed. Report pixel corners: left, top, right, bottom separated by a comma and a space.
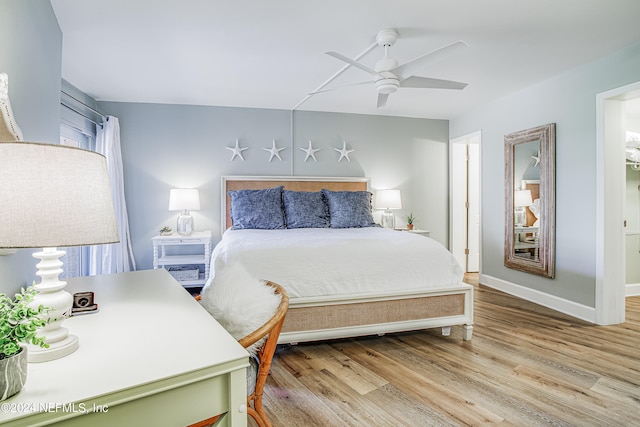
207, 176, 473, 344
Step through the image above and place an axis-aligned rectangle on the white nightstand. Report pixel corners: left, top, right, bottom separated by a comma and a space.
395, 228, 430, 237
152, 230, 212, 287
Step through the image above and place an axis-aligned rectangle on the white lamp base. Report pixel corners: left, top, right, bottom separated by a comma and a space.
381, 210, 395, 229
177, 210, 194, 235
514, 207, 526, 227
28, 334, 78, 363
29, 248, 79, 363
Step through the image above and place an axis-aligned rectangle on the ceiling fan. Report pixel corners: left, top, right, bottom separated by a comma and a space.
314, 29, 468, 108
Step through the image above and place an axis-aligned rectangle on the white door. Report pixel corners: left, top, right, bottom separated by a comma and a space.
451, 132, 481, 273
467, 143, 480, 272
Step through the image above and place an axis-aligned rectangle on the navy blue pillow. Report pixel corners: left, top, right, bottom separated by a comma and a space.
283, 190, 329, 228
229, 186, 285, 229
321, 189, 377, 228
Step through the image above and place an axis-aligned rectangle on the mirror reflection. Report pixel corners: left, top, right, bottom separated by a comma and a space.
513, 140, 540, 261
504, 123, 555, 278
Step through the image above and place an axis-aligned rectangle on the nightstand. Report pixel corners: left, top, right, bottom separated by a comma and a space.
152, 230, 212, 288
395, 228, 430, 237
514, 225, 539, 261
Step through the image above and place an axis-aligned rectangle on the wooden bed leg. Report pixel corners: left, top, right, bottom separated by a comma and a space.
462, 324, 473, 341
441, 326, 451, 336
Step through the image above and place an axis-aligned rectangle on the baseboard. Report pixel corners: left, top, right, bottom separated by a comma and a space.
627, 283, 640, 297
479, 274, 596, 323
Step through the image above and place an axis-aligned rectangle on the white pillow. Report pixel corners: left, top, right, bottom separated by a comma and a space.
199, 263, 281, 355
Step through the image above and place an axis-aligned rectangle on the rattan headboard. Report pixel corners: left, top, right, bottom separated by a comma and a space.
221, 176, 370, 231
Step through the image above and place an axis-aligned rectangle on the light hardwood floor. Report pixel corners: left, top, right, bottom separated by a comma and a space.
258, 274, 640, 426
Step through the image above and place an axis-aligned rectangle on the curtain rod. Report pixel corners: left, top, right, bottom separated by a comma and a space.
61, 90, 106, 119
61, 103, 103, 127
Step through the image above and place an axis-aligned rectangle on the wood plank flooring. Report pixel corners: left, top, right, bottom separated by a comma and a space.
257, 275, 640, 426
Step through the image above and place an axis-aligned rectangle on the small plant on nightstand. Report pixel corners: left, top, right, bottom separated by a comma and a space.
405, 212, 417, 230
159, 226, 172, 236
0, 286, 51, 400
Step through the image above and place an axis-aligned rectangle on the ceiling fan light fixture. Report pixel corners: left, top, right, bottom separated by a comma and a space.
377, 84, 398, 94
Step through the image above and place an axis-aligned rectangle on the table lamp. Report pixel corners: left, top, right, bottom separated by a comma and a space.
514, 189, 533, 227
0, 142, 119, 362
375, 189, 402, 229
169, 188, 200, 235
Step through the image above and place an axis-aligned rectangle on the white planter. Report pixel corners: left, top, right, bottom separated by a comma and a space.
0, 347, 27, 401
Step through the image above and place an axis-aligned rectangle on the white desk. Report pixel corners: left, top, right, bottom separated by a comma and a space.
0, 269, 248, 427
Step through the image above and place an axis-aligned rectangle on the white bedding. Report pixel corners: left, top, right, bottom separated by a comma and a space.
207, 227, 464, 299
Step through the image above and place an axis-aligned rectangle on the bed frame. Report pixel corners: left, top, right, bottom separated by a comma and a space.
221, 176, 474, 343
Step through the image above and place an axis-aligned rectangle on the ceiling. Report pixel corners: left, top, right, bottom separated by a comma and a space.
51, 0, 640, 120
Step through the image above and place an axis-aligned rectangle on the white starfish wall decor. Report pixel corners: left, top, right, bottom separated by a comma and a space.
531, 150, 540, 167
263, 139, 286, 162
226, 139, 248, 161
334, 141, 354, 162
300, 140, 321, 162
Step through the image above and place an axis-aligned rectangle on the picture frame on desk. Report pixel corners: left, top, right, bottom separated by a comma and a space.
71, 291, 99, 315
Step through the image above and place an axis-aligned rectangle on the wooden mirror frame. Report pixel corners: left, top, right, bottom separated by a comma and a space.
504, 123, 556, 278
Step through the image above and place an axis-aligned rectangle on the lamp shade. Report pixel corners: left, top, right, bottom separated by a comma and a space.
514, 189, 533, 208
169, 188, 200, 211
0, 142, 120, 248
375, 189, 402, 210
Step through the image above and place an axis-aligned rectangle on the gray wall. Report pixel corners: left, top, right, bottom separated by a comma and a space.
97, 102, 450, 271
10, 0, 637, 315
451, 42, 640, 307
0, 0, 62, 295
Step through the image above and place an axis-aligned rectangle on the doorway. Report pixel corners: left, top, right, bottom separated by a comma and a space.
623, 98, 640, 296
596, 81, 640, 324
450, 131, 481, 273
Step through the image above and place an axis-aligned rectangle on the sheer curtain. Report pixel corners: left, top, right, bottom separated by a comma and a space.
90, 116, 136, 274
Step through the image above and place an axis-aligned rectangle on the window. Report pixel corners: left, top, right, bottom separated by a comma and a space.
59, 124, 95, 278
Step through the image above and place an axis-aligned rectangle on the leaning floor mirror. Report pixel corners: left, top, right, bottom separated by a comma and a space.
504, 123, 556, 278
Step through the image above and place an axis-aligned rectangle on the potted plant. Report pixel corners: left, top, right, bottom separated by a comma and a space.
405, 212, 417, 230
159, 226, 172, 236
0, 286, 50, 401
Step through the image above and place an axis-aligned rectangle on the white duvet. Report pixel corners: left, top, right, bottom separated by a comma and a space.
207, 227, 464, 299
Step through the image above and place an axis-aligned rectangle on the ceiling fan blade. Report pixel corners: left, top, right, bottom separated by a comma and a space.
326, 51, 379, 76
393, 40, 468, 80
400, 76, 468, 90
308, 81, 372, 95
377, 93, 389, 108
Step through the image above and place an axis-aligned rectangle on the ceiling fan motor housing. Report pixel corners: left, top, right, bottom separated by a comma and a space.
376, 29, 398, 47
374, 54, 400, 94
